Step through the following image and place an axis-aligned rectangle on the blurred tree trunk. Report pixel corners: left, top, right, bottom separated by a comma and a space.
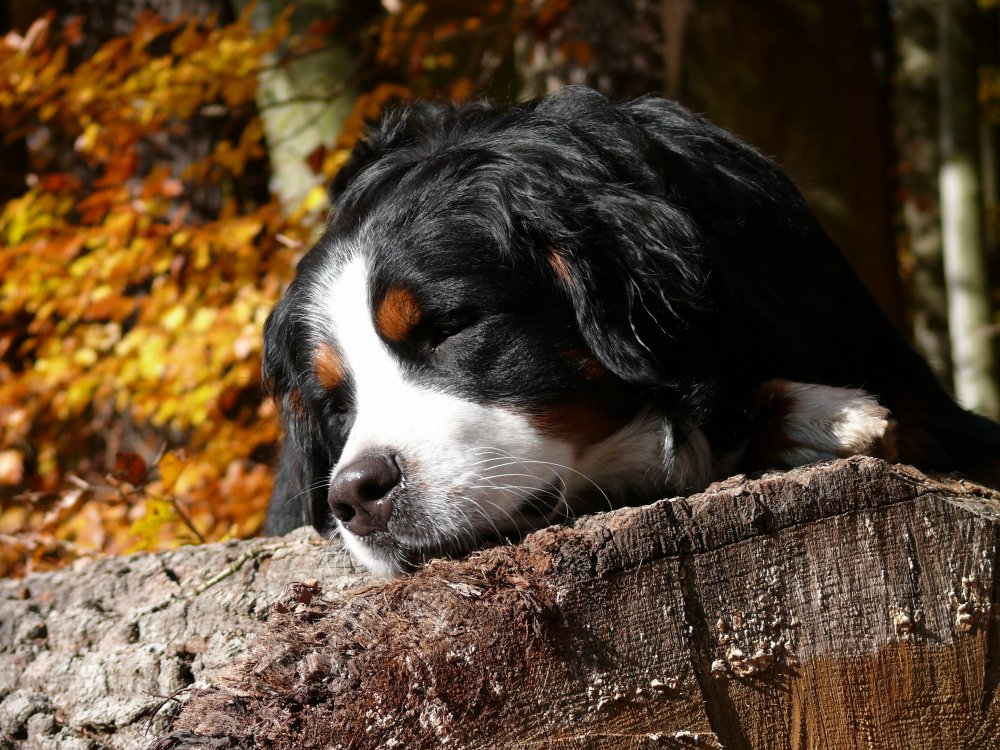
233, 1, 378, 213
679, 0, 904, 327
516, 0, 667, 100
938, 0, 1000, 419
893, 0, 954, 388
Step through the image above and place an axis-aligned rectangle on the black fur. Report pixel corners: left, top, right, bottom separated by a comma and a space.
264, 86, 1000, 538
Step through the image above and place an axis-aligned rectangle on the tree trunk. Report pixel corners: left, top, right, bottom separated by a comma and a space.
6, 458, 994, 749
147, 457, 1000, 749
893, 0, 954, 387
233, 0, 366, 213
938, 0, 1000, 420
515, 0, 667, 101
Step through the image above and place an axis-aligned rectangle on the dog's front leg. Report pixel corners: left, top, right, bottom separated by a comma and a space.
741, 379, 898, 470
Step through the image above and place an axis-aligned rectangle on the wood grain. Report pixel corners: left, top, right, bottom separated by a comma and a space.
146, 458, 1000, 749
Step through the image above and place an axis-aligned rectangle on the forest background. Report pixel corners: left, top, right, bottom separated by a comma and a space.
0, 0, 997, 578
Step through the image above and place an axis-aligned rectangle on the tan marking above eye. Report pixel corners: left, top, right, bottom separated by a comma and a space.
314, 342, 344, 390
376, 286, 422, 342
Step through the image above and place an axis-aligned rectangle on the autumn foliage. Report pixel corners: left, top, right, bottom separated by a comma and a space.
0, 1, 570, 577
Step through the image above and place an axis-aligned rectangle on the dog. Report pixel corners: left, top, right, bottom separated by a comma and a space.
262, 86, 1000, 576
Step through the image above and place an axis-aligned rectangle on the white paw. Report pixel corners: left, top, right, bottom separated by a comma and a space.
771, 381, 894, 464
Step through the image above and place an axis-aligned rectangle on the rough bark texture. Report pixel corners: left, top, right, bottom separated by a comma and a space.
3, 458, 999, 749
0, 529, 373, 750
138, 457, 999, 749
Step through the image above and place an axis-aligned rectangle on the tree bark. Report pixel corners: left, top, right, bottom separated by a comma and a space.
4, 458, 999, 749
938, 0, 1000, 420
0, 528, 373, 750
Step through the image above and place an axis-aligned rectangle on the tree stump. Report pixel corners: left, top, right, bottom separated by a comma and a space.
3, 457, 999, 749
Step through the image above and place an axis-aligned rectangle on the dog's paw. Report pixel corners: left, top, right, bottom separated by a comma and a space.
747, 379, 898, 468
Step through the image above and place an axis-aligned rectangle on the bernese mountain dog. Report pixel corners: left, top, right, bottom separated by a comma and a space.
262, 86, 1000, 577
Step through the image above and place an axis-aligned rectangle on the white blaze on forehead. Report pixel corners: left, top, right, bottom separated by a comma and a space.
319, 254, 577, 557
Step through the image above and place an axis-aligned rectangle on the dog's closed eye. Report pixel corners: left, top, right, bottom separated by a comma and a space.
424, 308, 478, 352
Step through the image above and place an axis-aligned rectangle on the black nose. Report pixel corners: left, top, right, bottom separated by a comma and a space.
327, 453, 401, 537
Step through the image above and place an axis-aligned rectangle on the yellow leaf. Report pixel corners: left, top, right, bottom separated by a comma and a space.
301, 185, 328, 214
158, 452, 186, 492
0, 450, 24, 485
162, 305, 186, 331
128, 498, 179, 551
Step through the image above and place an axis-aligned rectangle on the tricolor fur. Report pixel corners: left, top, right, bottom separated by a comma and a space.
263, 87, 1000, 576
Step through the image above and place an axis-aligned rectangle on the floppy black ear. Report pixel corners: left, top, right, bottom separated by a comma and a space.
261, 288, 299, 403
550, 186, 706, 388
261, 292, 338, 535
529, 89, 708, 387
536, 88, 844, 392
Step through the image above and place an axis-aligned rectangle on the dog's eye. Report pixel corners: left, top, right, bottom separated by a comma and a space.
426, 309, 477, 351
326, 393, 352, 420
428, 324, 462, 350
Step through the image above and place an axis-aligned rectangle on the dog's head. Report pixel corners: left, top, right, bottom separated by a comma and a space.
263, 87, 857, 575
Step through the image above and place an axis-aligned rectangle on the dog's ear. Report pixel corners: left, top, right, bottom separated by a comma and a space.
261, 289, 300, 402
262, 292, 336, 534
548, 186, 706, 388
527, 89, 709, 387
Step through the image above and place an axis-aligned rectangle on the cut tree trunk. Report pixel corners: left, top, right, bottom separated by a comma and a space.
3, 457, 1000, 750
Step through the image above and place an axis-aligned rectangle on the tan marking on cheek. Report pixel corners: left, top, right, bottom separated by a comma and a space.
313, 342, 344, 390
529, 359, 640, 452
530, 400, 634, 449
565, 345, 608, 381
376, 287, 422, 342
274, 388, 305, 419
286, 388, 306, 417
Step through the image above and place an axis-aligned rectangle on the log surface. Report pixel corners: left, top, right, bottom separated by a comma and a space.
3, 457, 999, 749
147, 458, 1000, 750
0, 528, 373, 749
